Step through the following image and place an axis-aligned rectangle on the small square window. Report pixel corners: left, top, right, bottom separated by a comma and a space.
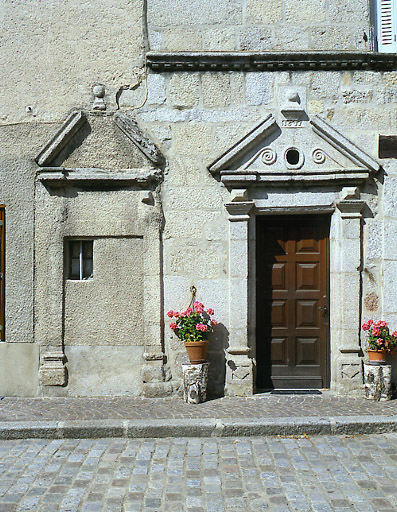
68, 240, 93, 280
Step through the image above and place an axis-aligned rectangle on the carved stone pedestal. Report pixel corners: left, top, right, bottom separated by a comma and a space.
364, 364, 393, 401
182, 363, 209, 404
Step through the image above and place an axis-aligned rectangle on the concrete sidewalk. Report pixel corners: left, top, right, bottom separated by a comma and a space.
0, 392, 396, 439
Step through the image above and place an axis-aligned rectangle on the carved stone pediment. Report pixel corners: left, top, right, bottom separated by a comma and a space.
208, 114, 380, 187
35, 110, 165, 172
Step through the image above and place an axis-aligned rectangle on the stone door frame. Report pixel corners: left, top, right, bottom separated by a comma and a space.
224, 189, 367, 396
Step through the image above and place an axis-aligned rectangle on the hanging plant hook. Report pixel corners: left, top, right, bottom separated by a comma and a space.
189, 285, 197, 308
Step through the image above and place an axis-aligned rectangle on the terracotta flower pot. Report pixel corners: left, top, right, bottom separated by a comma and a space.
184, 340, 208, 364
367, 349, 386, 365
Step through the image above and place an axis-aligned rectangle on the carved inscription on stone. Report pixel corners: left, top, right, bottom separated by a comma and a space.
281, 120, 303, 128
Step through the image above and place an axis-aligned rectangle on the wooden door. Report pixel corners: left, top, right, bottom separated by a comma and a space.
256, 215, 330, 389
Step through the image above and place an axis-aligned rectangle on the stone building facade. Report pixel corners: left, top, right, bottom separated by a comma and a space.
1, 0, 397, 397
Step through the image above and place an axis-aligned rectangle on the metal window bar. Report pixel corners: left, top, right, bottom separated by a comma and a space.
79, 240, 83, 280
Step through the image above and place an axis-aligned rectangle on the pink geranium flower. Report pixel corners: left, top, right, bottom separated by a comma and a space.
167, 299, 218, 341
194, 301, 204, 313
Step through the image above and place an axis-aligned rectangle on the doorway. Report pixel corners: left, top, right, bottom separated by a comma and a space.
255, 214, 330, 390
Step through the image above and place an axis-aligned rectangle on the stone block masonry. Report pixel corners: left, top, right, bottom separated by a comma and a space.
147, 0, 371, 52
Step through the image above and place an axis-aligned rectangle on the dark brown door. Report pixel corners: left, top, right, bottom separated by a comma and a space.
256, 215, 330, 389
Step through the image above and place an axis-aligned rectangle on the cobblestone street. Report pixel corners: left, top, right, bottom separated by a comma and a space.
0, 434, 396, 512
1, 394, 396, 422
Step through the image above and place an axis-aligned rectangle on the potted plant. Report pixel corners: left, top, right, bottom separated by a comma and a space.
362, 319, 397, 364
167, 301, 218, 364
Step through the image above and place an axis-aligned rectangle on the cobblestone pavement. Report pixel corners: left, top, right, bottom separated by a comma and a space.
0, 393, 396, 422
0, 434, 396, 512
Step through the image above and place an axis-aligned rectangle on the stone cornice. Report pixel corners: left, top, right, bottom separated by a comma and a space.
147, 51, 397, 72
36, 167, 162, 187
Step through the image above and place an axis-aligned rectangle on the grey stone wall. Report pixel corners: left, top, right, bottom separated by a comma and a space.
0, 0, 144, 124
147, 0, 371, 52
1, 0, 397, 396
132, 66, 397, 394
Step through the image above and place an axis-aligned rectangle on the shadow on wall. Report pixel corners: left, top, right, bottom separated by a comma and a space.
207, 322, 229, 398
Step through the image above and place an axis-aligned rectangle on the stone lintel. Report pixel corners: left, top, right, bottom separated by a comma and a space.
147, 51, 397, 73
255, 205, 334, 215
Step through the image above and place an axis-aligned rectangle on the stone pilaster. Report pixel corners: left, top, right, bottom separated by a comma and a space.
225, 194, 254, 396
334, 188, 365, 393
141, 200, 172, 397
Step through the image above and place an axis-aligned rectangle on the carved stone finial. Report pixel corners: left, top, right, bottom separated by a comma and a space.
92, 84, 106, 110
286, 91, 301, 104
280, 86, 306, 121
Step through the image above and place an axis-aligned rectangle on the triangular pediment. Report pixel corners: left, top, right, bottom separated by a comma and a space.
35, 110, 165, 170
208, 114, 380, 186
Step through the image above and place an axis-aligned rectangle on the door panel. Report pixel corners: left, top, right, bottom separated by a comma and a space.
256, 215, 330, 390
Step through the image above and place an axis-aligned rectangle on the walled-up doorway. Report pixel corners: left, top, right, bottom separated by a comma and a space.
256, 215, 330, 390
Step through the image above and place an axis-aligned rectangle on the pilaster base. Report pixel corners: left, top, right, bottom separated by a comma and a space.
39, 350, 67, 386
141, 352, 173, 397
334, 354, 363, 394
225, 355, 253, 396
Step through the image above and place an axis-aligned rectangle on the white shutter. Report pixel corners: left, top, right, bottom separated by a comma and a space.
377, 0, 397, 52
